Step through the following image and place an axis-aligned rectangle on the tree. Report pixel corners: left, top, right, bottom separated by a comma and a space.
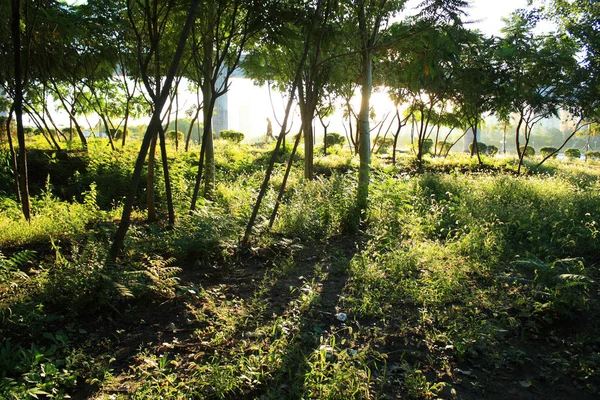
453, 32, 499, 165
187, 0, 260, 203
110, 0, 200, 261
533, 0, 600, 166
10, 0, 31, 221
497, 10, 580, 173
381, 21, 464, 165
344, 0, 407, 215
243, 0, 322, 245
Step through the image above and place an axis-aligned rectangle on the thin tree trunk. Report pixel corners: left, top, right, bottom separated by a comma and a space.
174, 91, 179, 151
202, 84, 215, 199
536, 119, 587, 168
189, 126, 207, 212
268, 124, 303, 229
147, 133, 157, 222
5, 107, 21, 203
298, 85, 314, 180
24, 106, 58, 149
158, 125, 175, 226
185, 105, 201, 152
48, 79, 88, 150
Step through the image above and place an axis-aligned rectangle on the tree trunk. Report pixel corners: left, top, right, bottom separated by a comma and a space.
185, 105, 201, 152
11, 0, 31, 221
5, 108, 21, 203
357, 49, 372, 216
202, 84, 215, 199
147, 133, 157, 222
298, 85, 314, 180
269, 124, 303, 229
189, 126, 207, 212
122, 100, 130, 147
174, 91, 179, 151
158, 126, 175, 227
109, 0, 200, 261
49, 79, 88, 150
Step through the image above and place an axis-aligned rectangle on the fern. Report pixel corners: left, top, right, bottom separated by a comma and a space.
117, 256, 182, 299
0, 250, 36, 284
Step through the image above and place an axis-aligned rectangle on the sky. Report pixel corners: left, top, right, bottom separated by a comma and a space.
404, 0, 554, 36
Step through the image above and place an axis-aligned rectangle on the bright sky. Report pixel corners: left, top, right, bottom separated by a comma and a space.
404, 0, 553, 36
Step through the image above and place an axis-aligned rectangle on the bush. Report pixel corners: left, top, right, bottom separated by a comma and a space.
436, 141, 453, 156
219, 130, 244, 143
421, 138, 434, 154
468, 141, 488, 155
519, 145, 535, 157
486, 145, 498, 157
540, 146, 558, 158
374, 136, 393, 148
166, 130, 184, 142
326, 132, 345, 147
564, 148, 581, 160
585, 150, 600, 160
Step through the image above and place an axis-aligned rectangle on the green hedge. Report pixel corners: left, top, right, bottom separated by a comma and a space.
519, 146, 535, 157
585, 150, 600, 160
540, 146, 558, 158
219, 130, 244, 143
564, 148, 581, 160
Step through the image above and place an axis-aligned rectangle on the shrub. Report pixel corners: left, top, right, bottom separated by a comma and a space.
519, 145, 535, 157
326, 132, 345, 146
374, 136, 393, 148
219, 130, 244, 143
486, 145, 498, 157
166, 130, 184, 142
436, 141, 453, 156
564, 148, 581, 160
585, 150, 600, 160
422, 138, 434, 154
540, 146, 558, 158
468, 141, 488, 155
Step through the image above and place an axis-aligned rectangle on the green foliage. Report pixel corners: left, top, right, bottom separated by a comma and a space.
468, 141, 488, 154
509, 256, 593, 320
325, 132, 346, 147
219, 130, 245, 143
586, 150, 600, 160
166, 130, 184, 142
519, 145, 535, 157
422, 138, 434, 154
486, 145, 498, 156
540, 146, 558, 158
0, 184, 103, 248
0, 250, 35, 284
436, 140, 453, 156
374, 136, 394, 149
274, 174, 359, 239
109, 128, 126, 140
0, 335, 83, 399
1, 138, 600, 399
565, 148, 581, 159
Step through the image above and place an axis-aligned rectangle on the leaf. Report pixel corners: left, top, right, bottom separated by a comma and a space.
114, 283, 134, 297
555, 274, 593, 283
519, 380, 532, 388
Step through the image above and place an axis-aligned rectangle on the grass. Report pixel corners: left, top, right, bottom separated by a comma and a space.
0, 138, 599, 399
